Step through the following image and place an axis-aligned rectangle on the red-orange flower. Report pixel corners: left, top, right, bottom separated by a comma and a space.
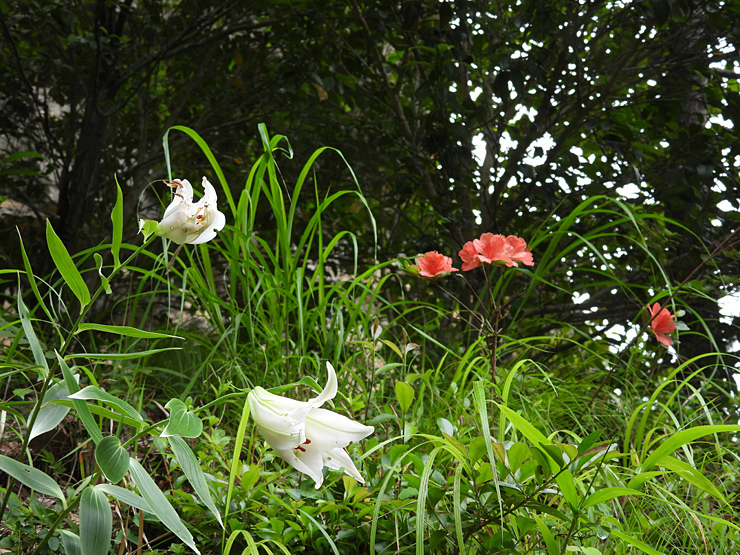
459, 241, 482, 271
647, 302, 677, 346
411, 251, 459, 279
506, 236, 534, 267
459, 233, 535, 270
474, 233, 512, 266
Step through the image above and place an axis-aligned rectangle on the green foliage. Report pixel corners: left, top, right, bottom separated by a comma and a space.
1, 123, 738, 555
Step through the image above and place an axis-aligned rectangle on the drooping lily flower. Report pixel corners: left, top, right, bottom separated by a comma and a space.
155, 177, 226, 244
647, 302, 677, 346
411, 251, 459, 279
247, 362, 374, 488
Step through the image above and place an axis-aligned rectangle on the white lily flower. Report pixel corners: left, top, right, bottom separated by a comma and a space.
155, 177, 226, 244
247, 362, 374, 488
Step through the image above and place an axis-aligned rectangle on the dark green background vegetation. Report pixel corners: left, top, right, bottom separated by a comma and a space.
2, 1, 740, 553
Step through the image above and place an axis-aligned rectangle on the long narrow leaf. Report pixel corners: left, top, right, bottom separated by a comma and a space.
57, 352, 103, 444
28, 382, 71, 441
641, 425, 740, 471
128, 458, 200, 554
0, 455, 65, 505
69, 386, 144, 424
96, 484, 151, 513
17, 288, 49, 378
76, 323, 183, 340
111, 178, 123, 269
46, 219, 90, 308
168, 436, 223, 527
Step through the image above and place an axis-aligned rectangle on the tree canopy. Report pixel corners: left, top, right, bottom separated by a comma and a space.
1, 0, 738, 373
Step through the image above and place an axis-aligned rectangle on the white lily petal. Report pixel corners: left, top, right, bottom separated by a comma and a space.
247, 387, 312, 449
308, 362, 338, 408
201, 177, 218, 203
154, 177, 225, 245
322, 447, 365, 483
189, 210, 226, 245
275, 447, 325, 487
304, 407, 375, 450
248, 364, 374, 488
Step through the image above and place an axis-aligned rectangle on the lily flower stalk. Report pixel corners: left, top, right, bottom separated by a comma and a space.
155, 177, 226, 245
247, 363, 374, 488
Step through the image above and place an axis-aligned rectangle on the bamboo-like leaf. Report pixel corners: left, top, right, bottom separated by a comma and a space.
17, 288, 49, 378
17, 230, 55, 327
128, 458, 200, 554
28, 382, 71, 441
609, 529, 666, 555
496, 403, 577, 507
641, 425, 740, 471
168, 436, 223, 527
581, 487, 644, 509
648, 455, 727, 503
79, 486, 112, 555
69, 386, 144, 424
111, 178, 123, 269
96, 484, 151, 513
57, 352, 102, 444
0, 455, 65, 505
46, 219, 90, 308
66, 347, 181, 360
76, 323, 183, 340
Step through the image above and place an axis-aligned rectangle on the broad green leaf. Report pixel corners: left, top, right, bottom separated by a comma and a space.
95, 436, 129, 484
46, 219, 90, 308
76, 323, 183, 340
128, 458, 200, 554
69, 386, 144, 424
17, 289, 49, 378
29, 382, 71, 441
161, 399, 203, 438
380, 339, 403, 359
496, 403, 549, 447
0, 455, 65, 505
111, 178, 123, 269
168, 436, 223, 527
80, 486, 112, 555
641, 425, 740, 471
96, 484, 151, 513
395, 381, 415, 413
93, 254, 111, 295
57, 352, 102, 444
534, 515, 559, 555
582, 487, 644, 509
577, 430, 603, 455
